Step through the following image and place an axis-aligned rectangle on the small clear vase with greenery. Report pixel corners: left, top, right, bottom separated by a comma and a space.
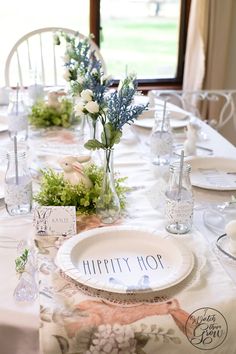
96, 148, 120, 223
84, 74, 148, 223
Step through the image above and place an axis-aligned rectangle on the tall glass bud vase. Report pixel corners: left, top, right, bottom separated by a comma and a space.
96, 149, 120, 224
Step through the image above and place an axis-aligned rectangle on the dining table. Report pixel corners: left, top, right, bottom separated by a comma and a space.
0, 97, 236, 354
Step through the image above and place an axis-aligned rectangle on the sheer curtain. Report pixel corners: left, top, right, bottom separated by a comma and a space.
182, 0, 235, 143
183, 0, 233, 91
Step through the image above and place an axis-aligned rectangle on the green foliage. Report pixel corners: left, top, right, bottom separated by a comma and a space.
34, 164, 128, 215
15, 249, 29, 273
29, 98, 75, 128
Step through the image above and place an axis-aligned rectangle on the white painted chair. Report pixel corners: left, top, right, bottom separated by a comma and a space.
148, 89, 236, 144
5, 27, 106, 87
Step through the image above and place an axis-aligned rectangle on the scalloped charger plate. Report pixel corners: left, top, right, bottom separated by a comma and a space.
56, 226, 194, 294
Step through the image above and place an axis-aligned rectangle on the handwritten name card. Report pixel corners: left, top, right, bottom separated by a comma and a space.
34, 206, 76, 236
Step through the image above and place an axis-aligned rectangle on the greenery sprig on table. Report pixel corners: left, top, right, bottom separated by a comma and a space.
34, 164, 128, 215
29, 98, 74, 128
15, 249, 29, 273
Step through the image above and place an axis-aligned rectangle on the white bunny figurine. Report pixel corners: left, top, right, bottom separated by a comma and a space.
47, 91, 60, 109
59, 155, 93, 188
184, 122, 198, 156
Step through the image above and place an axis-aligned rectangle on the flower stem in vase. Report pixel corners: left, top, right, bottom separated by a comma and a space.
96, 148, 120, 224
88, 117, 102, 165
89, 117, 97, 140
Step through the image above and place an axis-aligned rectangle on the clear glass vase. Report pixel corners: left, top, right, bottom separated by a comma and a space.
96, 149, 121, 224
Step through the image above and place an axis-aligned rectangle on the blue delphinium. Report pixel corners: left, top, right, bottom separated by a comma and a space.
84, 74, 148, 151
106, 74, 148, 130
57, 31, 112, 107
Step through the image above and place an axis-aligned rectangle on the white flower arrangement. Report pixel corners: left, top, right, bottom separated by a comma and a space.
56, 32, 147, 151
85, 100, 100, 114
81, 89, 93, 102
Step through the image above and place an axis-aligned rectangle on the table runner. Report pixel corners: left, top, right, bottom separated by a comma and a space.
1, 104, 236, 354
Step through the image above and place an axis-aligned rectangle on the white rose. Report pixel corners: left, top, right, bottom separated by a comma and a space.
81, 89, 93, 102
85, 101, 99, 114
74, 102, 85, 116
63, 69, 71, 82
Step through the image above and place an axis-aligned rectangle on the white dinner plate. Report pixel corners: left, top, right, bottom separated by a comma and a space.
133, 109, 189, 130
56, 226, 194, 294
187, 156, 236, 190
133, 117, 188, 130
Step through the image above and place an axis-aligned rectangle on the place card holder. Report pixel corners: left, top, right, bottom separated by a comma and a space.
33, 206, 77, 237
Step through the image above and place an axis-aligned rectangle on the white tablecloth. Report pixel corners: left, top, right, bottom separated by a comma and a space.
0, 109, 236, 354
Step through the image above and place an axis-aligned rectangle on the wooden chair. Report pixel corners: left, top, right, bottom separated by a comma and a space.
5, 27, 106, 87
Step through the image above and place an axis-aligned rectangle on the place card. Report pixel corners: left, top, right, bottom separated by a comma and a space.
33, 206, 76, 236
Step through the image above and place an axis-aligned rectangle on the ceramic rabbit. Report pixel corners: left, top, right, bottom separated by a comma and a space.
184, 122, 198, 156
59, 155, 93, 188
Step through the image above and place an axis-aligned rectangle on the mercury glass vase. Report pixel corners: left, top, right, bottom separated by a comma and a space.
96, 148, 120, 224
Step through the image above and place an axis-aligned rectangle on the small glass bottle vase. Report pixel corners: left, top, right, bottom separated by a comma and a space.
96, 149, 120, 224
150, 111, 173, 166
165, 162, 194, 234
4, 151, 32, 216
7, 91, 28, 142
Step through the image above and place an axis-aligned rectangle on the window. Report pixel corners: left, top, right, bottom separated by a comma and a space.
90, 0, 191, 89
0, 0, 189, 88
0, 0, 89, 85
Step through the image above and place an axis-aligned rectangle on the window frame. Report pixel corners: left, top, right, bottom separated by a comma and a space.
90, 0, 191, 90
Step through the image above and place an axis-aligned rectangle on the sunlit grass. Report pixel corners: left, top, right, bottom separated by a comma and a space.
101, 18, 179, 78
